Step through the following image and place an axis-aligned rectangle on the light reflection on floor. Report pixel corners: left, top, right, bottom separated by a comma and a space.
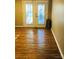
38, 29, 45, 48
16, 28, 62, 59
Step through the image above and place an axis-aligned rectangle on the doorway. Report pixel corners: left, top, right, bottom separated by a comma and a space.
23, 1, 48, 28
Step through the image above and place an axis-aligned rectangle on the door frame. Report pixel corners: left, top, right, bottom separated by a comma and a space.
22, 1, 48, 28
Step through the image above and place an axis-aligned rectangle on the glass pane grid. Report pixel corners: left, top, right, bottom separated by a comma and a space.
26, 4, 33, 24
38, 4, 45, 24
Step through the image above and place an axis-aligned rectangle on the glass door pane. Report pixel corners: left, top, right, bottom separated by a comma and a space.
26, 4, 33, 24
38, 4, 45, 24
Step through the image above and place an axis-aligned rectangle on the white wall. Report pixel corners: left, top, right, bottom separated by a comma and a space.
51, 0, 64, 58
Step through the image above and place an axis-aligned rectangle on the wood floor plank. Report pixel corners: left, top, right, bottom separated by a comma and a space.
15, 27, 62, 59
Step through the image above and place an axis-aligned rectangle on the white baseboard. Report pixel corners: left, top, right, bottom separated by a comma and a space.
15, 26, 27, 27
51, 29, 64, 59
15, 26, 45, 28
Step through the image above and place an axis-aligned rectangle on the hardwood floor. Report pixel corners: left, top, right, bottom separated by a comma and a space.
15, 27, 62, 59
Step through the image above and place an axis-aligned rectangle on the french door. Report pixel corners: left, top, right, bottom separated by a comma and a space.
23, 1, 48, 27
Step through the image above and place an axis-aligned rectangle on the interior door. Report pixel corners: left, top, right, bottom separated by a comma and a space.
35, 3, 46, 27
23, 1, 48, 28
24, 3, 34, 27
